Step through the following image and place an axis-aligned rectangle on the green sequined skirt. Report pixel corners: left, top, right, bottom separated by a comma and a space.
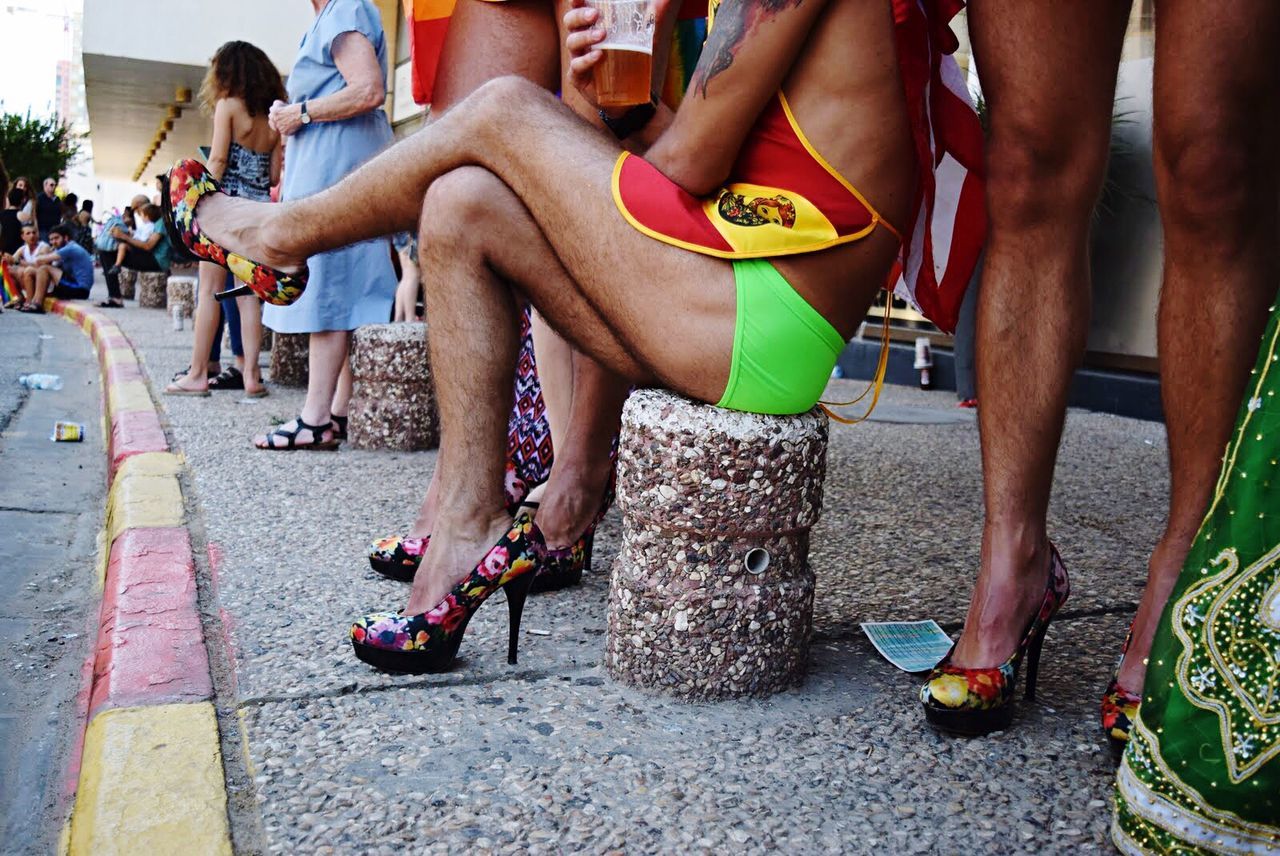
1113, 296, 1280, 854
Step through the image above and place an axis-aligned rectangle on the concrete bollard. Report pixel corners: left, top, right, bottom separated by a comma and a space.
166, 275, 196, 318
268, 332, 309, 387
137, 271, 169, 309
347, 322, 438, 451
605, 389, 827, 700
118, 268, 138, 301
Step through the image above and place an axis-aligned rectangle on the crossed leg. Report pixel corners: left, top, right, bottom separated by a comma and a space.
406, 154, 735, 612
1115, 0, 1280, 691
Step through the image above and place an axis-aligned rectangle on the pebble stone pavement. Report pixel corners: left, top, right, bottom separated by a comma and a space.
108, 296, 1168, 855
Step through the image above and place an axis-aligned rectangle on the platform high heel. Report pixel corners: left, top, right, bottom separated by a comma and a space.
920, 544, 1070, 736
1100, 623, 1142, 760
529, 468, 615, 593
350, 514, 545, 674
368, 463, 540, 582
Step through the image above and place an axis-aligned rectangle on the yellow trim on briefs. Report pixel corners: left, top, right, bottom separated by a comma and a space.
610, 152, 882, 260
777, 91, 905, 244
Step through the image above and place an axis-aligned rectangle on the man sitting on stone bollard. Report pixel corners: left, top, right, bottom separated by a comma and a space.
164, 0, 982, 674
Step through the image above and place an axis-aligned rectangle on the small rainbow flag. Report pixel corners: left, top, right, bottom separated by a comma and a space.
1, 258, 19, 305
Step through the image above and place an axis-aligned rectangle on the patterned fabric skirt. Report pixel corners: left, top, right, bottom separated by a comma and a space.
1112, 292, 1280, 853
506, 304, 553, 492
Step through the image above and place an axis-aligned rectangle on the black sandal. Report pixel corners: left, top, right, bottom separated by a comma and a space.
208, 366, 245, 391
256, 416, 340, 451
330, 413, 348, 441
172, 365, 219, 383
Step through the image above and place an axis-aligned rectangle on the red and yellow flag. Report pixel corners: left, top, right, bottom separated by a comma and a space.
402, 0, 457, 104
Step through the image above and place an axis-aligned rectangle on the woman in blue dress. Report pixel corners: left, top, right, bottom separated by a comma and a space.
255, 0, 397, 449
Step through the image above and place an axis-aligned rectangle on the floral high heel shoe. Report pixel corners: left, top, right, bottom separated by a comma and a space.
351, 514, 546, 674
920, 544, 1071, 735
529, 470, 615, 593
1100, 623, 1142, 759
162, 159, 308, 305
368, 464, 539, 582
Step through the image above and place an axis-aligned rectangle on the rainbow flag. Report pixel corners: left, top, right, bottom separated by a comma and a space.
404, 0, 706, 107
1, 258, 19, 305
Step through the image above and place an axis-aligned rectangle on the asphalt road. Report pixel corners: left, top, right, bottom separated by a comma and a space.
0, 309, 104, 853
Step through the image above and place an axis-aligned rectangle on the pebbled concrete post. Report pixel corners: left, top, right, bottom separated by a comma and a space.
118, 268, 137, 301
165, 276, 195, 319
268, 332, 309, 387
606, 389, 827, 700
347, 322, 438, 451
136, 272, 169, 309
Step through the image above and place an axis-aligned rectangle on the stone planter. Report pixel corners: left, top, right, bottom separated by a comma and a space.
118, 268, 137, 301
605, 389, 827, 700
137, 271, 169, 309
166, 275, 196, 318
347, 322, 438, 451
268, 332, 309, 387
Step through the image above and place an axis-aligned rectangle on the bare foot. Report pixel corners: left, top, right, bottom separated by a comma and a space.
948, 536, 1053, 669
405, 512, 511, 615
164, 372, 209, 395
529, 461, 613, 549
196, 192, 306, 274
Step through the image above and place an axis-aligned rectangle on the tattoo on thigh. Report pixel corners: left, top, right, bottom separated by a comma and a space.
693, 0, 803, 98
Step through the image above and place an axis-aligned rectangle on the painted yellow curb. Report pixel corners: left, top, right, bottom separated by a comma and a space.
68, 703, 232, 856
106, 452, 184, 542
101, 347, 137, 372
107, 379, 153, 415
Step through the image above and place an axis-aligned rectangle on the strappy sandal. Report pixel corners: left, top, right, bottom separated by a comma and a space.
208, 367, 245, 391
330, 413, 348, 441
163, 159, 308, 306
255, 416, 340, 451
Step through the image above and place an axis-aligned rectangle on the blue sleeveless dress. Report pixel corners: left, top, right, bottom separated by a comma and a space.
262, 0, 396, 334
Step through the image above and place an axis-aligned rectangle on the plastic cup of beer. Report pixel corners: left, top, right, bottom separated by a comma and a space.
588, 0, 655, 107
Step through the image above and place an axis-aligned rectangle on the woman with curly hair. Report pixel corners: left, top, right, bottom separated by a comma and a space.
165, 41, 284, 396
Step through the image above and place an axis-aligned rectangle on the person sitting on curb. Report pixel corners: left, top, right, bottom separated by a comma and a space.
6, 224, 51, 309
106, 199, 172, 277
165, 0, 981, 673
16, 223, 95, 311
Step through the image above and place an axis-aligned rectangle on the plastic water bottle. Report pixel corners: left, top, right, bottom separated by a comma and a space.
18, 373, 63, 390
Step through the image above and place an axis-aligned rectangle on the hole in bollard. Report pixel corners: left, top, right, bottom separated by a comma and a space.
744, 548, 770, 575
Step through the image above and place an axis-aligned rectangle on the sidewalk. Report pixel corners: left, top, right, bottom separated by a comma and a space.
106, 297, 1167, 853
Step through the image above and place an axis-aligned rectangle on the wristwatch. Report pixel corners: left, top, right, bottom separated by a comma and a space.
599, 92, 659, 140
300, 101, 312, 125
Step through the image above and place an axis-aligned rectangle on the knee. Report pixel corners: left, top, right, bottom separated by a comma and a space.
1155, 114, 1261, 237
419, 167, 505, 254
985, 115, 1112, 233
468, 76, 554, 121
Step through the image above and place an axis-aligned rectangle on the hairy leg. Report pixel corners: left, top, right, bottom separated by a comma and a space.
956, 0, 1132, 668
408, 164, 735, 613
1115, 0, 1280, 691
32, 265, 58, 304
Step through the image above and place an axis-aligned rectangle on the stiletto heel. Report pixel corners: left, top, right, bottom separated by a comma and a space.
350, 514, 545, 674
920, 544, 1070, 736
1024, 626, 1047, 701
504, 570, 535, 665
529, 468, 614, 593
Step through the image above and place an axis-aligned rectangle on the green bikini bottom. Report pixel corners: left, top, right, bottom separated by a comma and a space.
716, 258, 846, 416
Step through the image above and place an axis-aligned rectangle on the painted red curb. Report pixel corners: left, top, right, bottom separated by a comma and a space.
89, 527, 213, 718
104, 360, 143, 385
109, 410, 169, 479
